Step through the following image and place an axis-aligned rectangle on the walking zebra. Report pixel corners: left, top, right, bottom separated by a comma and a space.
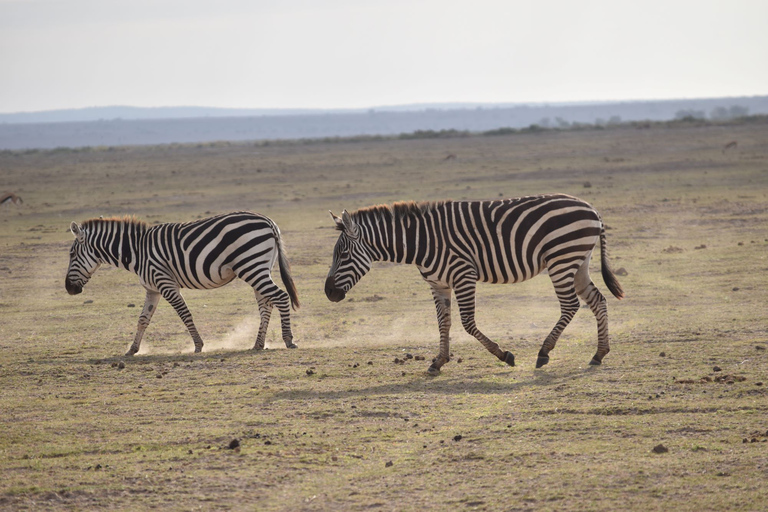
66, 211, 299, 355
325, 194, 623, 373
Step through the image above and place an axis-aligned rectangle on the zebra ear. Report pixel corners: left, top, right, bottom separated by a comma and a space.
341, 210, 359, 238
70, 222, 85, 243
329, 210, 344, 230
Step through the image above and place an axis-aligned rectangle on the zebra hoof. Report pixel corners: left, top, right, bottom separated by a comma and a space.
535, 355, 550, 368
125, 348, 137, 357
427, 365, 441, 376
589, 358, 602, 366
503, 351, 515, 367
286, 343, 298, 349
194, 346, 203, 353
251, 345, 264, 351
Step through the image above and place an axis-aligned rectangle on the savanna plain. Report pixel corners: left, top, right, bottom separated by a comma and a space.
1, 120, 767, 511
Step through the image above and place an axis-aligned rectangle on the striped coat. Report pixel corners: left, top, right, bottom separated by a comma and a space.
66, 211, 299, 355
325, 194, 623, 372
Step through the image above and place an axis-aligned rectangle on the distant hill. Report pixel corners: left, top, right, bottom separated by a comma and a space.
1, 96, 766, 150
0, 102, 577, 124
0, 106, 345, 124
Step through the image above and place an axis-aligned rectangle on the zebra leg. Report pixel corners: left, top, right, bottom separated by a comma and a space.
252, 295, 273, 350
243, 268, 296, 349
536, 274, 580, 368
273, 290, 297, 349
257, 287, 296, 349
454, 277, 515, 367
427, 283, 452, 374
575, 264, 610, 365
161, 288, 205, 353
126, 290, 161, 356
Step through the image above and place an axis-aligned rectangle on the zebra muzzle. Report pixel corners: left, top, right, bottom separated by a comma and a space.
324, 275, 346, 302
65, 278, 83, 295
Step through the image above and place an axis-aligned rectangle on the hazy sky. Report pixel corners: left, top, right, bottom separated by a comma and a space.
1, 0, 766, 113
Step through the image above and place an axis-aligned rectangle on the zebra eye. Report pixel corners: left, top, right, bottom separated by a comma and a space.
340, 249, 350, 259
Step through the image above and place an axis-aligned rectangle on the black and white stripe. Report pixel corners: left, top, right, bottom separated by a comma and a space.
325, 194, 623, 372
66, 211, 299, 355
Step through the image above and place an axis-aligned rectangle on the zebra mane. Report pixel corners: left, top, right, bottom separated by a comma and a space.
350, 200, 447, 225
81, 215, 148, 230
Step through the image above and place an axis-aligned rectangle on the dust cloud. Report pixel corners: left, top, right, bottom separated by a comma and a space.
203, 316, 260, 352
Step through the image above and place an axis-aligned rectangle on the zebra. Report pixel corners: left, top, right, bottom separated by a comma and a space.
66, 211, 299, 355
325, 194, 624, 373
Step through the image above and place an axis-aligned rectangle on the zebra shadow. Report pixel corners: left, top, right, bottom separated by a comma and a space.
80, 348, 275, 366
269, 365, 600, 401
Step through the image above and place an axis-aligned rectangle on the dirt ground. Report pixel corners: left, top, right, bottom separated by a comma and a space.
1, 120, 767, 510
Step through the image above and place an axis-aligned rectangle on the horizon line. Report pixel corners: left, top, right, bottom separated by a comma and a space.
2, 94, 767, 117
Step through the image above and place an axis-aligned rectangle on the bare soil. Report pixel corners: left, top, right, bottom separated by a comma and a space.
1, 120, 767, 510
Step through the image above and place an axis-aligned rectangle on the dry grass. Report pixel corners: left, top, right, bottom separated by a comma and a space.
1, 121, 767, 510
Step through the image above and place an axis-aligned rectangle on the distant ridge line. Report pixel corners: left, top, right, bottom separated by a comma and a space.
1, 96, 767, 150
2, 96, 767, 125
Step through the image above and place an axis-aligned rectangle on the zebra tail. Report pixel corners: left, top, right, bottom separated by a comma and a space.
274, 225, 300, 310
599, 223, 625, 300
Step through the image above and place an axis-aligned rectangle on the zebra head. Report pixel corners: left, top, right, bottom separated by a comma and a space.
325, 210, 372, 302
65, 222, 101, 295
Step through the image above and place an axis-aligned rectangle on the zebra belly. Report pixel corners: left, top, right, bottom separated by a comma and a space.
184, 267, 237, 289
476, 262, 544, 284
160, 265, 237, 290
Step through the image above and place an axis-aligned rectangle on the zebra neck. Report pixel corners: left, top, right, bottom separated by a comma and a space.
92, 220, 145, 273
362, 212, 417, 265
